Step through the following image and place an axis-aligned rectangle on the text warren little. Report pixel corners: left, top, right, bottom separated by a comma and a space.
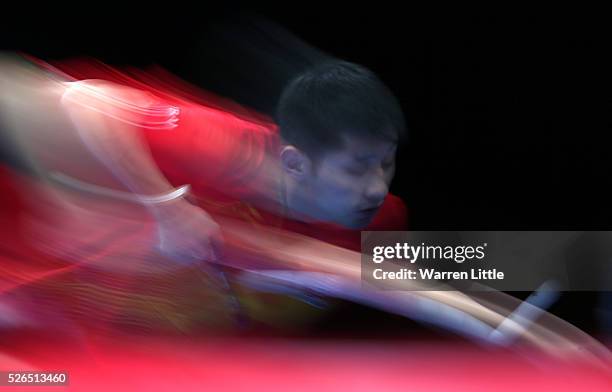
372, 268, 504, 280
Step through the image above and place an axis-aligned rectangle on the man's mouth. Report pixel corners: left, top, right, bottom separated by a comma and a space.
359, 206, 380, 215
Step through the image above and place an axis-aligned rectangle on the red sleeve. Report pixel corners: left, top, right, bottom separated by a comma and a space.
38, 56, 279, 201
144, 103, 278, 200
368, 193, 409, 230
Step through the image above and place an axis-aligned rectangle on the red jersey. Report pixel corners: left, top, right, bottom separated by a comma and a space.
39, 57, 409, 250
0, 57, 408, 334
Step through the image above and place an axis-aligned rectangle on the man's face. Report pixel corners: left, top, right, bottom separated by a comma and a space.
304, 134, 397, 229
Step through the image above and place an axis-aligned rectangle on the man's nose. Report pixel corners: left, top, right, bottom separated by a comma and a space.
364, 172, 389, 204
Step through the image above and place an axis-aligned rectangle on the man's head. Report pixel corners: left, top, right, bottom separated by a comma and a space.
276, 60, 406, 229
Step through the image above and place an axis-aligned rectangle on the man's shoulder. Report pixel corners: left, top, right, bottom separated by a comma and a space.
368, 193, 408, 230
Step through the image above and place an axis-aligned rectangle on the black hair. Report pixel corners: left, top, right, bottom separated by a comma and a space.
275, 60, 406, 158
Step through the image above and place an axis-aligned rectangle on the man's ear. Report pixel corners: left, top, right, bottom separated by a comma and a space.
280, 145, 311, 180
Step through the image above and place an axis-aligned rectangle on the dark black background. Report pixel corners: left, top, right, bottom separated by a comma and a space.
1, 5, 611, 334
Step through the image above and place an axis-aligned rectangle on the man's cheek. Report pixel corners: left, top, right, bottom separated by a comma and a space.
333, 172, 365, 192
320, 187, 353, 209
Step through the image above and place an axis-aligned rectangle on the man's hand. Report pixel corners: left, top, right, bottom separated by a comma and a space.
60, 79, 224, 267
153, 200, 223, 266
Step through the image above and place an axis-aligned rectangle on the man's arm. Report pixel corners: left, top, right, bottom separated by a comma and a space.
0, 54, 218, 262
60, 80, 181, 199
59, 79, 221, 264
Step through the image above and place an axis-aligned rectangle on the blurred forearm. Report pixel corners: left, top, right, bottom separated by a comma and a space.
60, 79, 188, 215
